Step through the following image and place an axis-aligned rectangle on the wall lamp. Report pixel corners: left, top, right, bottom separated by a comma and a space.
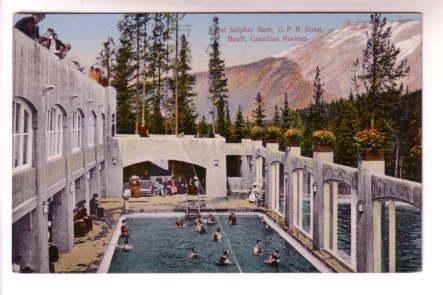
70, 94, 79, 99
313, 182, 318, 194
357, 200, 365, 213
42, 201, 49, 216
112, 158, 118, 166
42, 84, 55, 96
213, 159, 219, 167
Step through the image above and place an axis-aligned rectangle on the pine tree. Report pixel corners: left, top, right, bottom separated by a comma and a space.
272, 105, 281, 127
168, 34, 197, 134
359, 13, 410, 129
96, 37, 116, 83
280, 93, 291, 130
208, 16, 229, 136
313, 66, 324, 108
225, 102, 232, 141
232, 106, 244, 142
335, 100, 360, 167
197, 116, 209, 137
252, 92, 266, 127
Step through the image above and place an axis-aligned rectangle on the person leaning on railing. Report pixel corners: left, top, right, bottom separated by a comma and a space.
14, 13, 45, 40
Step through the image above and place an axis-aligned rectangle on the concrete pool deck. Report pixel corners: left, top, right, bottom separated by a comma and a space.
54, 195, 353, 273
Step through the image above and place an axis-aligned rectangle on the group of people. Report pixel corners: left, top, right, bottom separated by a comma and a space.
248, 183, 265, 207
15, 14, 72, 60
151, 176, 203, 196
177, 212, 280, 268
73, 200, 94, 238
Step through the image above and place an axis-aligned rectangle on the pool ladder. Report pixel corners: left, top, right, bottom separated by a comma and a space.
185, 194, 201, 218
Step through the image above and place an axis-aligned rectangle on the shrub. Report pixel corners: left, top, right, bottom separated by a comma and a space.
265, 125, 282, 142
312, 129, 335, 146
251, 126, 265, 140
284, 128, 302, 142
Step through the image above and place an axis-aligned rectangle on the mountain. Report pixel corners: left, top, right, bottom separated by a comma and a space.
192, 20, 422, 119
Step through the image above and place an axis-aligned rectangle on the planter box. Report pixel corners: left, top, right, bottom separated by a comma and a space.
314, 144, 334, 152
365, 149, 384, 161
287, 140, 300, 147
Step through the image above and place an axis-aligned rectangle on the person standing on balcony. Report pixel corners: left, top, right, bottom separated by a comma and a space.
14, 13, 45, 40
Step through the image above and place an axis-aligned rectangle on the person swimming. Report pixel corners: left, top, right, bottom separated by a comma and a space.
212, 228, 222, 242
189, 247, 199, 259
116, 238, 133, 252
228, 212, 237, 225
194, 220, 206, 234
265, 249, 280, 266
253, 239, 264, 256
120, 219, 129, 238
260, 216, 266, 224
207, 214, 216, 224
175, 218, 185, 227
217, 250, 232, 266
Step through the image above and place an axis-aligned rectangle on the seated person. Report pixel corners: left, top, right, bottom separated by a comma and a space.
217, 250, 232, 266
89, 193, 104, 220
73, 208, 87, 237
253, 239, 264, 256
175, 218, 185, 227
188, 247, 199, 259
116, 238, 133, 252
265, 249, 280, 266
207, 214, 216, 224
120, 219, 129, 238
228, 212, 237, 225
212, 228, 222, 242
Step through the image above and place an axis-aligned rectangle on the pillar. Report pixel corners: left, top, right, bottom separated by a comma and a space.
289, 146, 301, 157
350, 188, 358, 270
267, 143, 279, 152
323, 182, 331, 249
51, 189, 73, 253
388, 200, 396, 272
297, 170, 304, 227
332, 181, 338, 252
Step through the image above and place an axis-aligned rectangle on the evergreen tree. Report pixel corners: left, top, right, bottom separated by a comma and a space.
147, 13, 169, 134
96, 37, 116, 82
252, 92, 266, 127
280, 93, 291, 130
272, 105, 281, 127
208, 16, 229, 136
225, 102, 232, 141
359, 13, 410, 129
197, 116, 209, 137
335, 100, 359, 167
313, 65, 324, 108
168, 34, 197, 134
232, 106, 244, 142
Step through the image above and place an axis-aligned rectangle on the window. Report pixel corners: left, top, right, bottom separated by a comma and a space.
87, 112, 96, 147
46, 106, 63, 159
71, 110, 82, 151
12, 99, 33, 170
98, 114, 105, 144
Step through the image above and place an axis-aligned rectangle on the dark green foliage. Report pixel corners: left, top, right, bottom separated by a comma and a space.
334, 99, 360, 167
272, 105, 281, 127
208, 16, 229, 137
252, 92, 266, 127
225, 102, 232, 141
197, 116, 209, 137
281, 93, 291, 130
232, 106, 245, 143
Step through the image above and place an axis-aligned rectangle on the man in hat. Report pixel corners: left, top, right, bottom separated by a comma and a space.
14, 13, 45, 40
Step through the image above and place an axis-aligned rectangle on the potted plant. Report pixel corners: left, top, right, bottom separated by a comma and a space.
312, 129, 335, 152
250, 126, 265, 141
265, 125, 282, 143
284, 128, 302, 147
355, 128, 386, 160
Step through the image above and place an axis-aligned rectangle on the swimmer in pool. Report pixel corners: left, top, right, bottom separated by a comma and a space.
207, 214, 216, 224
116, 238, 133, 252
217, 250, 232, 266
212, 228, 222, 242
194, 220, 206, 234
189, 247, 199, 259
176, 218, 185, 227
228, 212, 237, 225
265, 249, 280, 266
253, 239, 264, 256
260, 216, 266, 224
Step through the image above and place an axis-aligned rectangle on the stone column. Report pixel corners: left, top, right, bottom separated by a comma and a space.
267, 143, 279, 152
288, 146, 301, 157
51, 189, 73, 253
332, 181, 338, 252
298, 170, 304, 227
312, 149, 333, 250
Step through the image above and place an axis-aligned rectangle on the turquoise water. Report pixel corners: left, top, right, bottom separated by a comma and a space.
109, 215, 319, 273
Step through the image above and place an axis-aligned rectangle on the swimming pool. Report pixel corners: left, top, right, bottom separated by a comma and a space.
101, 213, 329, 273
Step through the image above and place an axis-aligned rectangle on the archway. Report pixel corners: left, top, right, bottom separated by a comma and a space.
291, 169, 314, 237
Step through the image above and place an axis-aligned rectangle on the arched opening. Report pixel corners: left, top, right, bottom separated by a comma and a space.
270, 161, 285, 215
123, 160, 206, 196
255, 156, 266, 204
291, 169, 314, 237
12, 97, 35, 171
46, 105, 65, 159
373, 198, 421, 273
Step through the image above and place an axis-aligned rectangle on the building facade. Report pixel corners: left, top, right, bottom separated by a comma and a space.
12, 29, 116, 272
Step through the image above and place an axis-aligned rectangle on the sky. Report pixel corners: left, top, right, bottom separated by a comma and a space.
14, 13, 421, 73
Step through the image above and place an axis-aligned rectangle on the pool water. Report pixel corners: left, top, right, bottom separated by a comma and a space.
108, 215, 319, 273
